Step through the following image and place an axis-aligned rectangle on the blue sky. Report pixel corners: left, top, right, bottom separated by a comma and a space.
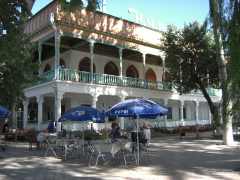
32, 0, 209, 30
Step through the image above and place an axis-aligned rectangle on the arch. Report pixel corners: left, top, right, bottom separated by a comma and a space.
104, 61, 119, 76
78, 57, 96, 73
145, 68, 157, 81
126, 65, 139, 78
60, 59, 66, 68
43, 64, 51, 72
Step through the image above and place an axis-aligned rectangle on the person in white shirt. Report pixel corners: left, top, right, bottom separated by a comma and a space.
143, 122, 151, 146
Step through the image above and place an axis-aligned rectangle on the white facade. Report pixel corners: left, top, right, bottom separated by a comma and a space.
22, 2, 221, 131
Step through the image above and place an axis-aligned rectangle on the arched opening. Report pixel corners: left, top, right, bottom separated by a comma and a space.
104, 62, 119, 76
78, 57, 96, 73
60, 59, 66, 68
126, 65, 139, 78
145, 68, 157, 81
43, 64, 51, 72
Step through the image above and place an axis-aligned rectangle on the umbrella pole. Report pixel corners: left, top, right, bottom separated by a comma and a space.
82, 123, 85, 154
137, 117, 139, 165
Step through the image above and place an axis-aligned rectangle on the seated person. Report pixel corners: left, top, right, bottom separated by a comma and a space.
47, 121, 56, 133
109, 122, 121, 143
36, 130, 48, 149
142, 123, 151, 146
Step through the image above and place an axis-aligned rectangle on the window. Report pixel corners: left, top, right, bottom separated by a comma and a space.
104, 61, 119, 75
126, 65, 139, 78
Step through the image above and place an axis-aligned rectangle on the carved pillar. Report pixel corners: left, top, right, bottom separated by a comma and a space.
92, 94, 98, 108
119, 96, 126, 129
23, 99, 29, 129
54, 31, 61, 80
38, 41, 42, 75
195, 101, 199, 125
37, 96, 44, 130
142, 52, 146, 79
89, 40, 95, 82
119, 48, 123, 78
163, 99, 168, 127
55, 91, 63, 123
180, 101, 184, 123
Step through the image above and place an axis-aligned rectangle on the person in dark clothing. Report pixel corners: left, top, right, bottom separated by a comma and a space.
110, 122, 121, 143
47, 121, 55, 133
2, 119, 9, 134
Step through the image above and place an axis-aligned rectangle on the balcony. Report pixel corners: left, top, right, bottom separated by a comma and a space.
36, 68, 221, 97
38, 68, 173, 91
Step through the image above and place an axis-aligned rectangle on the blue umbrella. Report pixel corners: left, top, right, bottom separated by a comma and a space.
58, 106, 105, 123
106, 98, 168, 165
106, 98, 168, 118
0, 105, 11, 119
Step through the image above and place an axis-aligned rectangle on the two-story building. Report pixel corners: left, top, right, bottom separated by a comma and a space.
22, 0, 221, 130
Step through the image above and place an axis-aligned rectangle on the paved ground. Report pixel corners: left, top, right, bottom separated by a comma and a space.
0, 136, 240, 180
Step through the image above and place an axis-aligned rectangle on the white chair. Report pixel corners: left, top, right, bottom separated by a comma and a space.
44, 134, 58, 157
88, 141, 111, 166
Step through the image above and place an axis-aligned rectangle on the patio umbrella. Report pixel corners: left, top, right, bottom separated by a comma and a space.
59, 105, 105, 123
0, 105, 11, 119
58, 105, 105, 152
106, 98, 168, 165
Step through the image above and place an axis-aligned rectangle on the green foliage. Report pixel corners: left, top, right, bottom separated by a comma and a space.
59, 0, 101, 12
0, 0, 38, 108
86, 0, 100, 11
59, 0, 84, 11
162, 22, 218, 94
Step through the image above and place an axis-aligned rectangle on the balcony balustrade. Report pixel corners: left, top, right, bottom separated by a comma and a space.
38, 68, 172, 91
36, 68, 220, 96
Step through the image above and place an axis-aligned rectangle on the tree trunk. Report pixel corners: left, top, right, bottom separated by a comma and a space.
209, 0, 234, 145
197, 79, 221, 133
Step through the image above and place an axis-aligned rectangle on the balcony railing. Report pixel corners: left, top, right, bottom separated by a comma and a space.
39, 68, 173, 91
38, 68, 221, 96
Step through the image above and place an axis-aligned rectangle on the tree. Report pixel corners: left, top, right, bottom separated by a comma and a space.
0, 0, 37, 125
208, 0, 239, 145
162, 22, 220, 136
60, 0, 101, 11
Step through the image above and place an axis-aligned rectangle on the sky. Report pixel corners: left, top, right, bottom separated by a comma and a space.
32, 0, 210, 30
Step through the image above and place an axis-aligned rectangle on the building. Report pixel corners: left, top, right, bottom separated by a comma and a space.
22, 1, 221, 130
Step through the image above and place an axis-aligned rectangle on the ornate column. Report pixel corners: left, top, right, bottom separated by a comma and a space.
119, 96, 126, 130
37, 96, 44, 130
163, 99, 168, 127
195, 101, 200, 138
92, 94, 98, 108
209, 109, 212, 124
23, 99, 29, 129
180, 100, 184, 123
162, 59, 165, 82
54, 31, 61, 80
142, 52, 146, 79
38, 41, 42, 75
89, 40, 95, 82
119, 47, 123, 78
195, 101, 199, 125
55, 91, 63, 123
